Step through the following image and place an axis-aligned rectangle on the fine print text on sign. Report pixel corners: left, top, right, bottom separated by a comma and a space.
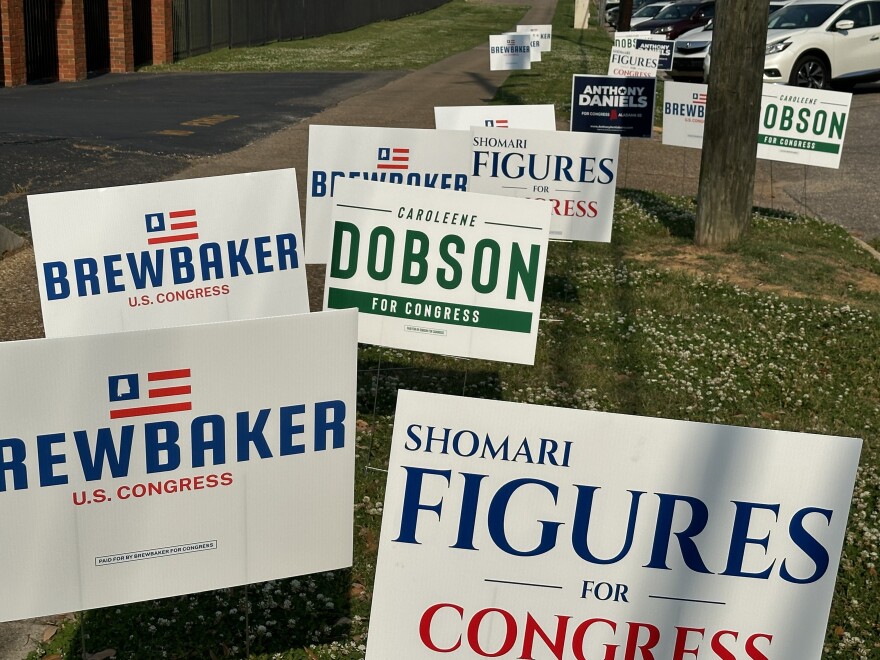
28, 169, 309, 338
489, 33, 531, 71
366, 391, 862, 660
607, 46, 659, 78
305, 125, 471, 264
434, 104, 557, 131
571, 74, 657, 139
662, 83, 851, 169
468, 126, 620, 242
323, 179, 550, 365
0, 310, 358, 622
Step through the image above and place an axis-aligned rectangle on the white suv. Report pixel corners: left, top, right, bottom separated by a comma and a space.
764, 0, 880, 88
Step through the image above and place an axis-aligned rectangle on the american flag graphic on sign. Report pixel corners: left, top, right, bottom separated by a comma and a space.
376, 147, 410, 170
145, 209, 199, 245
108, 368, 192, 420
485, 119, 509, 128
692, 93, 708, 105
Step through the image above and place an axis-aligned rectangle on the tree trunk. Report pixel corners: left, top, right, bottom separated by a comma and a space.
694, 0, 770, 246
618, 0, 633, 31
597, 0, 608, 27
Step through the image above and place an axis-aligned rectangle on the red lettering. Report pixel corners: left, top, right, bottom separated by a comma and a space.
672, 627, 704, 660
625, 622, 660, 660
468, 608, 517, 657
419, 603, 463, 652
179, 477, 192, 491
572, 618, 618, 660
193, 475, 205, 489
220, 471, 233, 485
745, 633, 772, 660
520, 613, 571, 660
710, 630, 739, 660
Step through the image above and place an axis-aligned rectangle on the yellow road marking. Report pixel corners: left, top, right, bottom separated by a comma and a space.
154, 129, 195, 136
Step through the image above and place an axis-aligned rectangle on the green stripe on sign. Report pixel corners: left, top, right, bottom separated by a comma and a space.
327, 288, 533, 333
758, 134, 840, 154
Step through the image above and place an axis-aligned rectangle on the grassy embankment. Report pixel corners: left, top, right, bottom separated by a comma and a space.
31, 1, 879, 658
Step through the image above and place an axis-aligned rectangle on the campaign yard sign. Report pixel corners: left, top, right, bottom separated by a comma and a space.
662, 83, 852, 168
635, 38, 673, 70
757, 86, 851, 169
607, 46, 659, 77
662, 81, 709, 149
613, 30, 651, 49
28, 169, 309, 338
0, 310, 357, 622
489, 33, 531, 71
323, 179, 550, 365
305, 125, 471, 264
434, 105, 557, 131
468, 126, 620, 242
366, 390, 862, 660
517, 24, 552, 51
571, 74, 657, 139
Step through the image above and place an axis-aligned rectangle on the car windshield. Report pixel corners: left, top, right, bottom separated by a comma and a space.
634, 3, 666, 17
767, 4, 838, 29
655, 3, 699, 19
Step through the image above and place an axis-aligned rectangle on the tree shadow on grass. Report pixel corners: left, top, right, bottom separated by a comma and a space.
618, 188, 696, 240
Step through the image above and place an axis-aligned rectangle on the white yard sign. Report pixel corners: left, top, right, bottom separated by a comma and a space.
29, 170, 309, 338
757, 85, 852, 169
0, 310, 357, 622
489, 34, 531, 71
323, 179, 550, 365
607, 45, 659, 78
662, 83, 852, 168
662, 80, 709, 149
468, 126, 620, 242
517, 24, 552, 51
613, 30, 651, 49
305, 125, 471, 264
367, 391, 862, 660
434, 104, 557, 131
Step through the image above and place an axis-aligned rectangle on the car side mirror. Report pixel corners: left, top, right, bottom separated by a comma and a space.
834, 19, 855, 31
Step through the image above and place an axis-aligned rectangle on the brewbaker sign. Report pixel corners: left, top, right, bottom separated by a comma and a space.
29, 170, 309, 338
305, 125, 471, 263
0, 310, 357, 622
323, 179, 550, 365
366, 391, 861, 660
467, 126, 620, 242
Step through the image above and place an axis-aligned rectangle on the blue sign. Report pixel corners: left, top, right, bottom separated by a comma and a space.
570, 74, 657, 139
636, 39, 673, 70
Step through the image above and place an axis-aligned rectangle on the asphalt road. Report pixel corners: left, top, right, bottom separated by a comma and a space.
0, 70, 405, 235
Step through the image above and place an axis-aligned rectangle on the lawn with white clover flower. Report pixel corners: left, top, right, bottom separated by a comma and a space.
29, 1, 879, 658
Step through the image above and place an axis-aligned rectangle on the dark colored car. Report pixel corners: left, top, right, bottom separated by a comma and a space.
637, 0, 715, 40
606, 0, 662, 27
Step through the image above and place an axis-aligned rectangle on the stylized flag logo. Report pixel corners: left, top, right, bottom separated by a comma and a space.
108, 368, 192, 420
377, 147, 410, 171
485, 119, 509, 128
145, 209, 199, 245
692, 93, 708, 105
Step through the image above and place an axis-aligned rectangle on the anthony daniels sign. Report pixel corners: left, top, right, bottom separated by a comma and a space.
366, 391, 862, 660
324, 179, 550, 365
29, 170, 309, 338
0, 310, 357, 622
571, 74, 656, 139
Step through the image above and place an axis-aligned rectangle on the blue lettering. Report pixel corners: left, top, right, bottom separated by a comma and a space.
169, 247, 195, 284
487, 478, 561, 556
127, 250, 164, 289
236, 409, 272, 460
74, 426, 133, 481
227, 239, 254, 277
191, 415, 226, 467
144, 421, 181, 473
393, 466, 452, 544
199, 242, 225, 280
315, 399, 346, 451
37, 433, 68, 486
43, 262, 71, 300
780, 507, 832, 584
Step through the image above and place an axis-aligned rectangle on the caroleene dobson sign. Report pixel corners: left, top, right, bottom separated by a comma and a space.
29, 169, 308, 338
324, 179, 550, 365
468, 126, 620, 242
0, 310, 357, 622
306, 125, 471, 264
367, 391, 861, 660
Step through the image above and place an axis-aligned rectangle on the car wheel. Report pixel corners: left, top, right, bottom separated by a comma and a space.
789, 55, 830, 89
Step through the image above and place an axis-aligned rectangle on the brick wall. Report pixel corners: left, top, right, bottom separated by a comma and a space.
109, 0, 133, 71
151, 0, 172, 65
55, 0, 87, 81
0, 0, 26, 86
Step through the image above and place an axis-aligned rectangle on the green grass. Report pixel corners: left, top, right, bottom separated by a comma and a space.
28, 1, 880, 658
142, 0, 529, 73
